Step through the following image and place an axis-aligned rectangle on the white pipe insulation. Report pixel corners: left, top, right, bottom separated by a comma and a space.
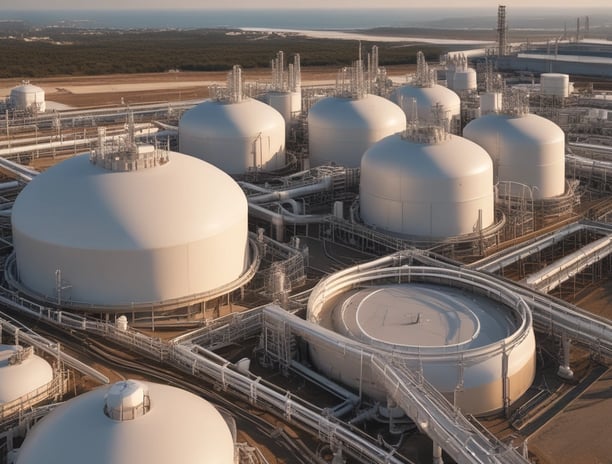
241, 175, 333, 204
248, 202, 328, 241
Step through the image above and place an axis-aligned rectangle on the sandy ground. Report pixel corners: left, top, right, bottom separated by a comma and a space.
0, 65, 415, 108
526, 279, 612, 464
528, 368, 612, 464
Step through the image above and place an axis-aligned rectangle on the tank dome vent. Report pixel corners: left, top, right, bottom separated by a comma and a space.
90, 116, 169, 172
104, 380, 151, 421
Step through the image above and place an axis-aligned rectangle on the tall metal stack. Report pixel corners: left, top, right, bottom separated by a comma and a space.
497, 5, 508, 56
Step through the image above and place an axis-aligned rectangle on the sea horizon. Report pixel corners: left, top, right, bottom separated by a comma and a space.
1, 7, 611, 31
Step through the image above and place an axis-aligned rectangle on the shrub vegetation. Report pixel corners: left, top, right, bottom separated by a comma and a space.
0, 28, 444, 78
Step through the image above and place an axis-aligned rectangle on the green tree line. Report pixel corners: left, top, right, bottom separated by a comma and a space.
0, 28, 444, 78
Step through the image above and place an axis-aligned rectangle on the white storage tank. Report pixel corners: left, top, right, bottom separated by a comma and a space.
307, 266, 536, 416
480, 92, 503, 115
360, 130, 494, 238
540, 73, 570, 98
463, 113, 566, 199
179, 65, 286, 175
264, 51, 302, 125
14, 380, 235, 464
390, 84, 460, 128
0, 345, 53, 404
264, 91, 301, 125
11, 144, 249, 308
453, 68, 477, 92
10, 81, 45, 113
307, 94, 406, 168
179, 97, 286, 175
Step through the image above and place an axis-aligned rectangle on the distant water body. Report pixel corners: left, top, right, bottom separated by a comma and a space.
3, 8, 610, 31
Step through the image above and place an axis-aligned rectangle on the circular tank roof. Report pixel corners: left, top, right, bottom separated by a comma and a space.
464, 113, 564, 147
11, 83, 44, 94
307, 265, 536, 415
0, 345, 53, 404
15, 380, 235, 464
12, 150, 245, 250
179, 97, 285, 138
333, 284, 510, 350
390, 84, 461, 118
362, 133, 492, 187
308, 94, 405, 130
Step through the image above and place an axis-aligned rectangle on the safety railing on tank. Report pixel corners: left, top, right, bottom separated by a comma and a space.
371, 359, 529, 464
307, 264, 533, 363
261, 305, 529, 464
0, 373, 67, 426
2, 235, 261, 315
305, 249, 612, 360
0, 290, 411, 464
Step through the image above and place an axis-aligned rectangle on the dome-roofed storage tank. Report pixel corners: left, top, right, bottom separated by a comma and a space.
307, 261, 536, 416
0, 345, 53, 404
446, 53, 477, 92
390, 52, 460, 131
262, 51, 302, 126
480, 92, 502, 115
10, 123, 250, 311
463, 90, 566, 199
360, 123, 494, 238
308, 60, 406, 168
10, 81, 45, 113
14, 380, 236, 464
179, 65, 286, 175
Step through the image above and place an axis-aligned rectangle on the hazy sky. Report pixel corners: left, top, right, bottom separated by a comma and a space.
0, 0, 610, 9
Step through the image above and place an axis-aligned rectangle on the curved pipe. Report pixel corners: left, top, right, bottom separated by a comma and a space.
249, 202, 328, 241
241, 175, 333, 204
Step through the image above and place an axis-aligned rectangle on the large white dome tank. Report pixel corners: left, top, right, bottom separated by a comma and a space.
307, 94, 406, 168
307, 266, 536, 416
10, 81, 45, 113
0, 345, 53, 404
14, 380, 235, 464
11, 145, 249, 308
360, 130, 494, 238
390, 84, 460, 127
179, 97, 286, 175
463, 113, 566, 199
